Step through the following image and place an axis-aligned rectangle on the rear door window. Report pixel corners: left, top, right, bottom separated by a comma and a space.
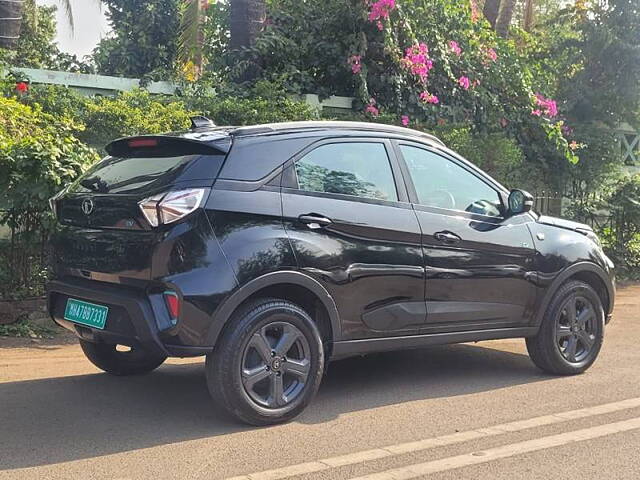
294, 142, 398, 202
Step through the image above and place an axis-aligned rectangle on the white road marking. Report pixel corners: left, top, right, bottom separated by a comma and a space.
226, 397, 640, 480
350, 416, 640, 480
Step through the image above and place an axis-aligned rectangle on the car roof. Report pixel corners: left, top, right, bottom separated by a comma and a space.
113, 121, 445, 151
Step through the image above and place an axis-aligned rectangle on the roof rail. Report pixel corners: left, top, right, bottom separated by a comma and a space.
229, 121, 444, 146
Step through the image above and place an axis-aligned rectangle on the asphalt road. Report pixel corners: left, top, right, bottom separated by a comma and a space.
1, 284, 639, 480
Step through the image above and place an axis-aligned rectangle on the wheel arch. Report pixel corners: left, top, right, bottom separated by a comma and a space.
207, 271, 341, 349
535, 261, 614, 327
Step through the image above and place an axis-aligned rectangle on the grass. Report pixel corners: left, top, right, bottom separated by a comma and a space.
0, 316, 58, 339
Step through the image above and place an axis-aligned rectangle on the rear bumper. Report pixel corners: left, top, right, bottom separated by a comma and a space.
47, 277, 211, 357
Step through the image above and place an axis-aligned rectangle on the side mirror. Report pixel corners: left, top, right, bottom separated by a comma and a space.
508, 189, 534, 216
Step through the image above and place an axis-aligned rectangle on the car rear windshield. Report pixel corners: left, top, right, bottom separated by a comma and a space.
69, 153, 225, 195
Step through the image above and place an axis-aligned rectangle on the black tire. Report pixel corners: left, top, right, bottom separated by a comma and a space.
206, 298, 324, 426
79, 340, 167, 376
526, 280, 604, 375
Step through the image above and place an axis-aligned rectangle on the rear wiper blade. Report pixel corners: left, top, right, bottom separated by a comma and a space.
80, 177, 110, 193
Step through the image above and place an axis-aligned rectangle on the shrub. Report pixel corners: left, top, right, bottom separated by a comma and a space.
432, 125, 531, 189
77, 89, 196, 149
599, 174, 640, 279
0, 97, 99, 299
186, 95, 319, 126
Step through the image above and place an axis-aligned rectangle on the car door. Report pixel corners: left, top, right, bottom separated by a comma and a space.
281, 138, 425, 340
394, 141, 537, 332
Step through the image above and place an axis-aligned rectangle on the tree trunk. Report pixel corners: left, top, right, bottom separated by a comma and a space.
0, 0, 25, 49
495, 0, 518, 37
483, 0, 501, 28
230, 0, 266, 82
523, 0, 535, 31
229, 0, 266, 51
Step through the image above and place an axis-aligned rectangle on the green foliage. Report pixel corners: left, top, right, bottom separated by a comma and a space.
187, 94, 319, 126
77, 90, 196, 149
93, 0, 180, 78
11, 84, 87, 122
0, 314, 58, 338
245, 0, 364, 96
0, 96, 99, 299
0, 97, 99, 227
599, 174, 640, 278
245, 0, 577, 175
1, 0, 58, 69
433, 125, 531, 189
557, 0, 640, 127
200, 0, 231, 83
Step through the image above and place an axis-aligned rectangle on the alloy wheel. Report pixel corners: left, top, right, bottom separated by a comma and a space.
555, 294, 597, 363
241, 322, 311, 409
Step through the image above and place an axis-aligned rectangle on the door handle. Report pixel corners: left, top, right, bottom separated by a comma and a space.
298, 214, 332, 229
434, 231, 462, 244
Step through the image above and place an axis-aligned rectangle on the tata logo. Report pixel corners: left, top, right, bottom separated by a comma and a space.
81, 198, 94, 216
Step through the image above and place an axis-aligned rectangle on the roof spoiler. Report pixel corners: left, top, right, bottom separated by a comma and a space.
105, 135, 229, 157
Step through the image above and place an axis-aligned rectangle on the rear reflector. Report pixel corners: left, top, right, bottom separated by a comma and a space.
128, 138, 158, 148
163, 291, 180, 321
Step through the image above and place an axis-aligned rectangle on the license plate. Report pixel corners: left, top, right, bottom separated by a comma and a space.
64, 298, 109, 329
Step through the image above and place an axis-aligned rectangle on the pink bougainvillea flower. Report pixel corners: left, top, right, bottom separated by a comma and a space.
402, 43, 433, 83
348, 55, 362, 74
531, 109, 543, 116
472, 79, 481, 87
569, 141, 579, 151
376, 20, 384, 30
368, 0, 396, 23
470, 0, 481, 22
458, 76, 471, 90
449, 40, 462, 57
486, 48, 498, 62
365, 104, 380, 117
534, 93, 558, 118
420, 91, 439, 104
15, 82, 29, 93
401, 115, 410, 126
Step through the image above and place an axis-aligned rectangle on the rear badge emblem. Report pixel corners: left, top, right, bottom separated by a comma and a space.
81, 198, 94, 216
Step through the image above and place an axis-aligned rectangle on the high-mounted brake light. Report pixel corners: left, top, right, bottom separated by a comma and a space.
138, 188, 208, 227
128, 138, 158, 148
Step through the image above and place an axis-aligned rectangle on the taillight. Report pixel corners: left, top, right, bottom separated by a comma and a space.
138, 188, 208, 227
163, 291, 180, 323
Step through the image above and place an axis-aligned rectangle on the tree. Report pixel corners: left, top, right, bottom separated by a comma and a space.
8, 0, 59, 68
0, 0, 77, 50
483, 0, 501, 28
558, 0, 640, 126
177, 0, 265, 81
229, 0, 265, 51
495, 0, 518, 37
93, 0, 180, 78
0, 0, 87, 70
523, 0, 534, 31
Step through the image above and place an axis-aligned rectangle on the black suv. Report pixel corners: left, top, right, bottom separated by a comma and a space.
48, 120, 615, 425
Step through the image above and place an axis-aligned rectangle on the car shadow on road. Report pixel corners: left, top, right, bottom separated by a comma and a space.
0, 342, 550, 470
